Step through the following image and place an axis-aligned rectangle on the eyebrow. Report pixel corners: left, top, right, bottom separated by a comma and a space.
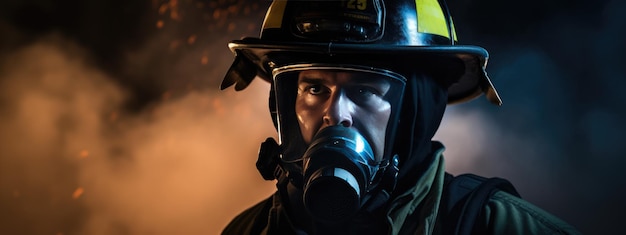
297, 73, 392, 87
298, 77, 326, 84
348, 76, 391, 86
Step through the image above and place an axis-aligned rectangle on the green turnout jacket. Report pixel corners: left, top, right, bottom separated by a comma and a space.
222, 146, 581, 235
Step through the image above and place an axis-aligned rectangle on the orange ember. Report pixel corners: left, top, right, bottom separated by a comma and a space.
158, 4, 168, 15
72, 187, 84, 199
168, 0, 178, 8
79, 150, 89, 159
227, 22, 236, 32
187, 35, 197, 45
170, 10, 180, 21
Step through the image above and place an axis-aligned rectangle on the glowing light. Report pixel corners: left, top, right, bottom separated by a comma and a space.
156, 20, 164, 29
355, 136, 364, 153
79, 150, 89, 159
170, 11, 180, 21
72, 187, 84, 199
187, 35, 197, 45
158, 4, 168, 15
227, 22, 236, 32
168, 0, 178, 8
402, 7, 419, 44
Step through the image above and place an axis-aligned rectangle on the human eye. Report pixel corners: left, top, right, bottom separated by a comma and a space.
343, 85, 381, 107
348, 76, 390, 99
360, 86, 379, 96
298, 81, 330, 97
306, 84, 327, 95
355, 85, 382, 98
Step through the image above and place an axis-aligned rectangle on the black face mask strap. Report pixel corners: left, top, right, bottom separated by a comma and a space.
269, 83, 279, 130
353, 154, 399, 227
381, 154, 400, 193
367, 154, 399, 199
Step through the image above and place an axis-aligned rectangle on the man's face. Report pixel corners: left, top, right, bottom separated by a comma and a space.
295, 69, 393, 161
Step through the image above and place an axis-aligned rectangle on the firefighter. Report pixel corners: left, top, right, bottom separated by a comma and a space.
220, 0, 580, 234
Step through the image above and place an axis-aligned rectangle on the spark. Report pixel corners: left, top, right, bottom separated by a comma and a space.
158, 4, 168, 15
170, 10, 181, 21
79, 150, 89, 159
187, 35, 197, 45
72, 187, 84, 199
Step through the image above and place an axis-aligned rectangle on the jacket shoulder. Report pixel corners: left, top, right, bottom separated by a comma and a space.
479, 191, 582, 235
221, 195, 273, 235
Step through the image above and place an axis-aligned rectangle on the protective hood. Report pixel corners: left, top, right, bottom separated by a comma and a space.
392, 72, 448, 194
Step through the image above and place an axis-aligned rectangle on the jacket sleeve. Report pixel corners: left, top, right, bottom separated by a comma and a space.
478, 191, 582, 235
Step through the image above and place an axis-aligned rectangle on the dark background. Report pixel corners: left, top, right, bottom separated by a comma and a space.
1, 0, 624, 234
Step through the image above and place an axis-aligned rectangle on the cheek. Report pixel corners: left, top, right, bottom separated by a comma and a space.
360, 102, 392, 161
295, 98, 324, 144
375, 103, 392, 148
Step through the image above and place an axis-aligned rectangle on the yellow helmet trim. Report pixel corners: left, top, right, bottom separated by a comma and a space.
262, 0, 458, 41
416, 0, 453, 39
262, 0, 288, 30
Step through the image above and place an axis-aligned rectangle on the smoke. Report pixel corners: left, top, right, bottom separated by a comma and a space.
0, 35, 116, 235
78, 82, 276, 235
0, 33, 275, 235
436, 0, 626, 233
1, 0, 625, 234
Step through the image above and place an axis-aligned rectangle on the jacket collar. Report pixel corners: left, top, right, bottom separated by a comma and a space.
386, 142, 447, 234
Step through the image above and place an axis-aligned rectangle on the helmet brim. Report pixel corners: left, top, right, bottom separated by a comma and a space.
222, 38, 501, 105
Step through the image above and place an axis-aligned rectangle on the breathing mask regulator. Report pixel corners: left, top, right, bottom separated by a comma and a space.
257, 125, 399, 225
302, 125, 395, 224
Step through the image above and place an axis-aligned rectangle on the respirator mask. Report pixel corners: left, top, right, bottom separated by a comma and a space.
271, 64, 406, 224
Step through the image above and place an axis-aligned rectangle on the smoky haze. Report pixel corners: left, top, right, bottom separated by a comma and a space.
0, 0, 624, 234
440, 0, 626, 233
0, 33, 276, 234
0, 1, 276, 234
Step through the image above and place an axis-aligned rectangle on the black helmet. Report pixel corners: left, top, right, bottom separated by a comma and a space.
221, 0, 501, 105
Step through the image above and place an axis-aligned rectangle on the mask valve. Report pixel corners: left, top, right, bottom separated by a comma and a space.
302, 126, 378, 224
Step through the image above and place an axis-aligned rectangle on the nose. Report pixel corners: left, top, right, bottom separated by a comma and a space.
323, 92, 354, 127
